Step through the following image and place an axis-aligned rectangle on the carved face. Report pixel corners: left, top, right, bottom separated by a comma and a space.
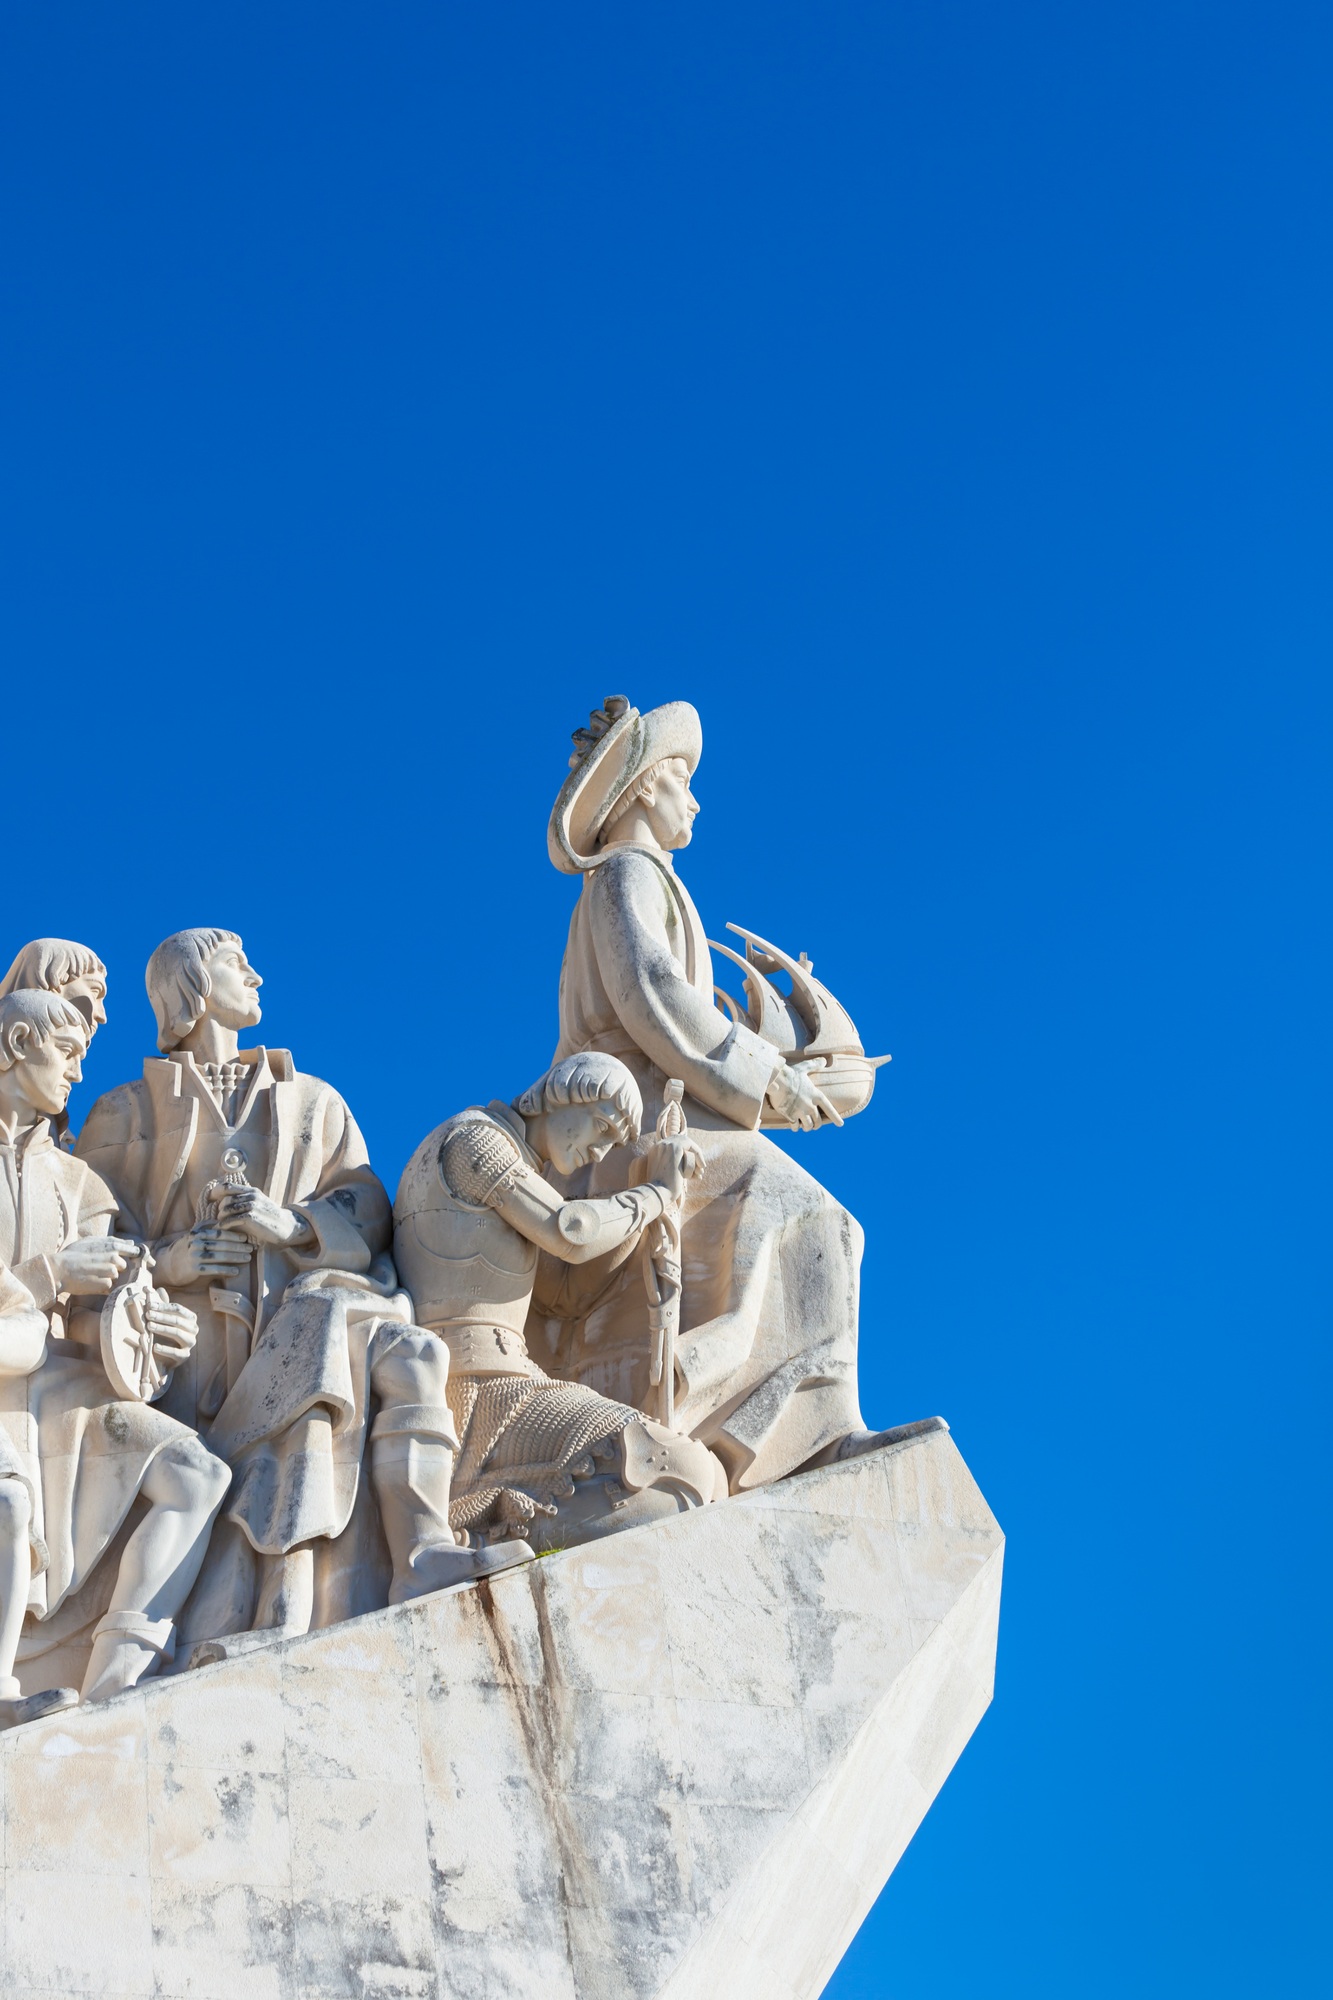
642, 758, 699, 852
8, 1026, 85, 1117
60, 970, 107, 1032
539, 1103, 625, 1175
204, 940, 263, 1030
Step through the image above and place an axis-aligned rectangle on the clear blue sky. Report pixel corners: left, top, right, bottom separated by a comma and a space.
3, 5, 1328, 1993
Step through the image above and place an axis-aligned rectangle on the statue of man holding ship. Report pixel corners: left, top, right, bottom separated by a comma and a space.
538, 695, 909, 1492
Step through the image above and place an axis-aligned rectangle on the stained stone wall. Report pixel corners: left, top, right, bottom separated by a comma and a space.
0, 1423, 1002, 1999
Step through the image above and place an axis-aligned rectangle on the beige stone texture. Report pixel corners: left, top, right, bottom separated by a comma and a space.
0, 1423, 1002, 1998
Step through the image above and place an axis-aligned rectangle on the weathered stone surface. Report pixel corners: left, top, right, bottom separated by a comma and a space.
0, 1423, 1002, 1998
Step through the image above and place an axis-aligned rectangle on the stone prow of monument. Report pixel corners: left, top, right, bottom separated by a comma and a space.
0, 1421, 1001, 1998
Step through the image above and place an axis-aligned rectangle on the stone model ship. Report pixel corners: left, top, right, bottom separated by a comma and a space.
0, 698, 1002, 1996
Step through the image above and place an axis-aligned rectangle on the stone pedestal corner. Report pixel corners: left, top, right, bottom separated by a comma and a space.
0, 1424, 1002, 1999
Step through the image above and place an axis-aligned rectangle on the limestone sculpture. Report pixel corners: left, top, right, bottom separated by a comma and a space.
0, 700, 1002, 2000
0, 716, 906, 1648
393, 1051, 726, 1551
0, 1425, 1001, 2000
0, 697, 901, 1697
539, 696, 896, 1491
0, 938, 109, 1150
0, 937, 109, 1042
0, 988, 231, 1712
75, 930, 526, 1660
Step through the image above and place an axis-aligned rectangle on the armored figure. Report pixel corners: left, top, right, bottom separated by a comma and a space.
394, 1052, 725, 1549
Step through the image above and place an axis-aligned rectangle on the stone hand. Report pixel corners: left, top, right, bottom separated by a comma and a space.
52, 1236, 140, 1295
142, 1298, 199, 1364
766, 1062, 844, 1132
643, 1137, 702, 1201
210, 1186, 312, 1247
152, 1226, 251, 1287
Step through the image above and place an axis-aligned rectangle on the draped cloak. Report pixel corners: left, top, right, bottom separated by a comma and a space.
538, 844, 866, 1491
0, 1121, 196, 1621
75, 1051, 399, 1565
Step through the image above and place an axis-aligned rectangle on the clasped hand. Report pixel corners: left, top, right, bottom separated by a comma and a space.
47, 1240, 199, 1370
151, 1192, 311, 1289
208, 1185, 312, 1247
766, 1060, 844, 1132
150, 1225, 250, 1287
642, 1135, 702, 1200
51, 1235, 141, 1294
141, 1297, 199, 1368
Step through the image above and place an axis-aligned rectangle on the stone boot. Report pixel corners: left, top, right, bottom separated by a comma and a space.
0, 1674, 77, 1731
795, 1415, 949, 1475
370, 1413, 535, 1603
81, 1612, 176, 1703
252, 1544, 315, 1637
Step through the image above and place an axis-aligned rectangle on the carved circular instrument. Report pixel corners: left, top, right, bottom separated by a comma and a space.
99, 1250, 168, 1404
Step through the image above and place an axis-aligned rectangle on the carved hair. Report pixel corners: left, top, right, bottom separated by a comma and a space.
146, 928, 242, 1053
0, 938, 106, 1001
513, 1052, 643, 1143
599, 757, 680, 839
0, 989, 87, 1071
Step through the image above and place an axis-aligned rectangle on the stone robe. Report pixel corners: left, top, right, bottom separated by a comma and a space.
75, 1050, 396, 1569
207, 1269, 414, 1556
0, 1121, 196, 1620
542, 844, 866, 1491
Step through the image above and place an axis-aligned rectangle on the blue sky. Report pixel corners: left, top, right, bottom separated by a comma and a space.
2, 5, 1329, 1992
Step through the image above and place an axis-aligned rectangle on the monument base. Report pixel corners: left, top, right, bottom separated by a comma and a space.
0, 1423, 1002, 1998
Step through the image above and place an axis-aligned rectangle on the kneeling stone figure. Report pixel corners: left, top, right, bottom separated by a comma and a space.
394, 1053, 726, 1550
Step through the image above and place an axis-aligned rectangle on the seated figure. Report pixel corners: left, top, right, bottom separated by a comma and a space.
394, 1051, 726, 1550
0, 990, 229, 1705
542, 697, 896, 1492
76, 928, 511, 1648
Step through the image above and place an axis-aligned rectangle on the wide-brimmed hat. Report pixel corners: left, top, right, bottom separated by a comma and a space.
548, 696, 702, 873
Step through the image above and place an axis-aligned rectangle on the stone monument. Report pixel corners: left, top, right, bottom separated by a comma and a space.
0, 698, 1003, 1997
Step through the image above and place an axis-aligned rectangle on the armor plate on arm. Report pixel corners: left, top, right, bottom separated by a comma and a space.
438, 1119, 530, 1209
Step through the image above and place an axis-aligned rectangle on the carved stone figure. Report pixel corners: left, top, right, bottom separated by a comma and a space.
540, 697, 895, 1492
0, 989, 230, 1705
0, 940, 108, 1149
0, 939, 109, 1042
394, 1052, 726, 1550
75, 930, 513, 1650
